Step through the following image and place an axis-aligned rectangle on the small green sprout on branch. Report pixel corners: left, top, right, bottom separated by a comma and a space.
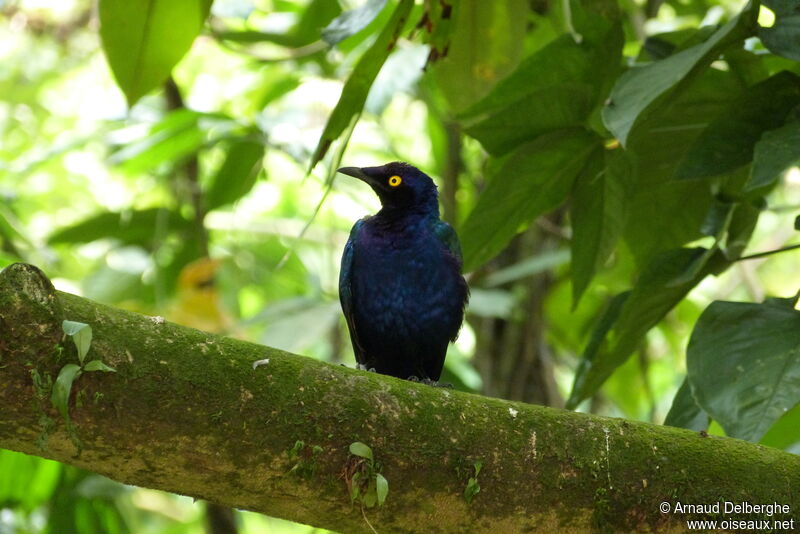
343, 442, 388, 534
51, 320, 116, 426
464, 460, 483, 504
345, 442, 388, 508
287, 440, 323, 478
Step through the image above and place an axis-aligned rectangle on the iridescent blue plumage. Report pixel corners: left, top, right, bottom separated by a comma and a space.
338, 162, 468, 381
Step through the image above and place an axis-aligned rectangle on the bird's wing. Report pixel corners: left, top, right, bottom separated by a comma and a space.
339, 219, 366, 363
431, 220, 463, 268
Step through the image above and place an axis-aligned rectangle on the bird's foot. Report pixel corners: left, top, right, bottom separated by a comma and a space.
355, 363, 377, 373
407, 376, 453, 388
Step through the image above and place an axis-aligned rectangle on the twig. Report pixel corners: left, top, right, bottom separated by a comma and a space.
737, 243, 800, 261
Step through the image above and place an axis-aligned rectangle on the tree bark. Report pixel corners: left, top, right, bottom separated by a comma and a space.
1, 263, 798, 533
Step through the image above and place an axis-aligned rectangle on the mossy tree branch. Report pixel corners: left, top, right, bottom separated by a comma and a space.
1, 263, 798, 533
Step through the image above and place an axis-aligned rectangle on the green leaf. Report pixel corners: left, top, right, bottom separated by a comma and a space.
375, 473, 388, 506
431, 0, 528, 112
0, 450, 62, 511
570, 148, 633, 307
83, 360, 117, 373
62, 320, 92, 365
622, 69, 744, 267
460, 129, 601, 272
99, 0, 213, 106
724, 199, 762, 259
322, 0, 388, 45
309, 0, 414, 170
663, 377, 710, 431
461, 8, 622, 155
747, 118, 800, 192
483, 249, 571, 287
676, 72, 800, 180
567, 248, 729, 409
205, 139, 264, 210
350, 471, 362, 502
349, 441, 373, 461
51, 364, 82, 420
110, 110, 236, 175
602, 2, 757, 146
760, 0, 800, 61
48, 208, 190, 246
687, 297, 800, 441
759, 403, 800, 451
464, 478, 480, 503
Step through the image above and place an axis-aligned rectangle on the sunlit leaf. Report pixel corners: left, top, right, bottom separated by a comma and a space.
460, 129, 601, 272
0, 450, 62, 511
759, 403, 800, 451
84, 360, 117, 373
432, 0, 528, 112
602, 2, 757, 146
51, 363, 82, 420
62, 320, 92, 365
322, 0, 388, 45
461, 6, 622, 155
687, 296, 800, 441
309, 0, 414, 170
99, 0, 213, 106
109, 110, 236, 175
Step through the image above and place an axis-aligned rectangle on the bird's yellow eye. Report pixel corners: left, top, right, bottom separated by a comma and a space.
388, 175, 402, 187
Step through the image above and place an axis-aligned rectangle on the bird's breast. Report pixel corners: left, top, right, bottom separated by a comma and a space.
351, 225, 463, 338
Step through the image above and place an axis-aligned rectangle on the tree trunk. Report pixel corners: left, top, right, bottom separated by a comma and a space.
1, 263, 798, 533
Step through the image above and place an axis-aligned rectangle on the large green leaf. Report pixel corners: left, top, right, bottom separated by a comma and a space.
663, 377, 710, 431
570, 148, 633, 308
459, 129, 601, 272
602, 2, 757, 146
99, 0, 213, 106
676, 71, 800, 180
309, 0, 414, 170
566, 248, 729, 409
622, 69, 744, 267
431, 0, 528, 113
688, 296, 800, 442
760, 0, 800, 61
48, 209, 190, 246
205, 139, 264, 210
461, 7, 622, 156
747, 117, 800, 192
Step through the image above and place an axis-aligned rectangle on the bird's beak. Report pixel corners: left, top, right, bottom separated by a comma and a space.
337, 166, 380, 187
337, 167, 368, 180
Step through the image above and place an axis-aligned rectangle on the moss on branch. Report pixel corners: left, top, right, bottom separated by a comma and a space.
1, 263, 798, 533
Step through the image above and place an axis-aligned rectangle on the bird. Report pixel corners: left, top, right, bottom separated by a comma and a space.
337, 162, 468, 382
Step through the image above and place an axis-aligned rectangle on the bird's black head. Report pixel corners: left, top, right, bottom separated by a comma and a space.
337, 162, 438, 214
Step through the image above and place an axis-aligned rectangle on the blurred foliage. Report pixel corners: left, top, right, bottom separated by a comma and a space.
2, 0, 800, 532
